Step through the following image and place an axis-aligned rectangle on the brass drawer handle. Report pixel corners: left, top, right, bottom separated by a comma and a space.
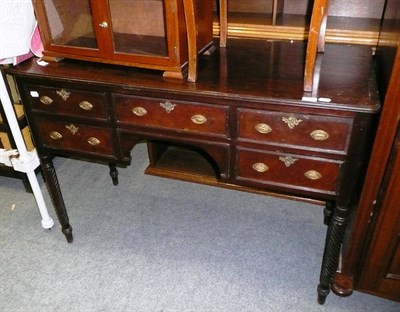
255, 123, 272, 134
132, 107, 148, 117
40, 96, 53, 105
252, 162, 269, 173
87, 137, 101, 146
191, 114, 207, 125
79, 101, 93, 111
310, 130, 330, 141
49, 131, 62, 140
304, 170, 322, 180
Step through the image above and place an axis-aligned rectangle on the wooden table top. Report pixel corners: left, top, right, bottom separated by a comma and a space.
5, 38, 379, 112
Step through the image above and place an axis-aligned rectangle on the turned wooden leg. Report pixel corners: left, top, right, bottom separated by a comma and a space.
40, 155, 73, 243
323, 201, 334, 225
109, 163, 119, 186
317, 204, 347, 304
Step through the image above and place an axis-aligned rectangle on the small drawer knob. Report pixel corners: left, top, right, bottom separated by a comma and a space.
304, 170, 322, 180
310, 130, 330, 141
79, 101, 93, 111
255, 123, 272, 134
40, 96, 53, 105
252, 162, 269, 173
49, 131, 62, 140
132, 107, 148, 117
99, 21, 108, 28
87, 137, 101, 146
191, 114, 207, 125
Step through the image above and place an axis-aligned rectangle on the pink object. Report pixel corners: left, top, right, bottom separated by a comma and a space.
30, 24, 43, 57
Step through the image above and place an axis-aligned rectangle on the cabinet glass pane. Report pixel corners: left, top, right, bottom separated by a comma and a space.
109, 0, 168, 56
43, 0, 98, 49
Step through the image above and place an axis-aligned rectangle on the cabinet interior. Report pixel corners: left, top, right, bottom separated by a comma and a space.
145, 141, 220, 183
42, 0, 168, 56
213, 0, 385, 45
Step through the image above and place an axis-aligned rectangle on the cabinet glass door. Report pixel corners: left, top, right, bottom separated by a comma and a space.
109, 0, 168, 56
43, 0, 99, 49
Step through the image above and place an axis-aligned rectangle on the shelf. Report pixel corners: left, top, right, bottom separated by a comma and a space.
145, 144, 219, 184
213, 13, 381, 46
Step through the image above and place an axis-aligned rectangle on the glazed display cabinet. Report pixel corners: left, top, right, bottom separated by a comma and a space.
33, 0, 214, 78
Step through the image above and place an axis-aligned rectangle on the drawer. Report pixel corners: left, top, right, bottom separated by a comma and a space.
26, 84, 108, 120
114, 94, 228, 136
238, 109, 352, 153
35, 119, 114, 156
236, 148, 341, 194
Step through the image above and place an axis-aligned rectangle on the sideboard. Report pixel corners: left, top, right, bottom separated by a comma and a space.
3, 38, 379, 304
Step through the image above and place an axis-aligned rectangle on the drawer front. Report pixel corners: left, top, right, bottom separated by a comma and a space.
238, 109, 352, 153
35, 119, 114, 156
114, 95, 228, 136
26, 85, 108, 120
236, 148, 341, 194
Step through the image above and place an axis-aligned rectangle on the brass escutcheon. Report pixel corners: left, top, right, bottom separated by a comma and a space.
87, 137, 101, 146
252, 162, 269, 173
132, 107, 148, 117
282, 115, 303, 129
160, 101, 176, 113
279, 156, 299, 167
40, 96, 53, 105
65, 124, 79, 135
255, 123, 272, 134
79, 101, 93, 111
310, 129, 330, 141
191, 114, 207, 125
56, 89, 71, 101
49, 131, 62, 140
304, 170, 322, 180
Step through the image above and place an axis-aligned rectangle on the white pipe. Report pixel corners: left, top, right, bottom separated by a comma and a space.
0, 71, 54, 229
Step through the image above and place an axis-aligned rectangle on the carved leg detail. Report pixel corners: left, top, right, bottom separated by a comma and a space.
109, 163, 119, 186
40, 156, 73, 243
323, 201, 334, 225
318, 206, 347, 304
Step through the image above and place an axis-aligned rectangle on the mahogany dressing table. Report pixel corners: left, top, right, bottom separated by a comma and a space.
4, 38, 380, 304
